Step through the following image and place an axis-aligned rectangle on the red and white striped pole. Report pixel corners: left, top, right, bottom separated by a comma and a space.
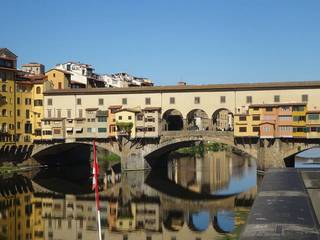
92, 139, 102, 240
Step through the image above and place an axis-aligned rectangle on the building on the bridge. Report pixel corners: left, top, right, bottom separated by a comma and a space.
306, 110, 320, 138
136, 107, 161, 138
0, 48, 16, 145
21, 62, 45, 75
108, 105, 122, 138
114, 108, 141, 139
234, 103, 309, 139
292, 104, 307, 138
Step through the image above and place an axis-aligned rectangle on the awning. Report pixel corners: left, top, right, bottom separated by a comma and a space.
75, 128, 83, 132
66, 127, 73, 132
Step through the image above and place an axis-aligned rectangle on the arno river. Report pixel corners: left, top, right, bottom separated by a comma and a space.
0, 144, 319, 240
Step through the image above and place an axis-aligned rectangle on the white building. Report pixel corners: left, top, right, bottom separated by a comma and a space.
99, 72, 153, 88
55, 62, 105, 88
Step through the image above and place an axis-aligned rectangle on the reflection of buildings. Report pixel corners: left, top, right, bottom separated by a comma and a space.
0, 167, 256, 240
168, 150, 232, 193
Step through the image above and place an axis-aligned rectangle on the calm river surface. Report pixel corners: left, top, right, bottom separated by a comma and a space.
0, 146, 319, 240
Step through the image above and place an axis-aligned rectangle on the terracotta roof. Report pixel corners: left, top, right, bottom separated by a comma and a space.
46, 68, 71, 75
44, 80, 320, 96
22, 63, 44, 67
85, 108, 99, 111
115, 108, 141, 113
108, 105, 122, 109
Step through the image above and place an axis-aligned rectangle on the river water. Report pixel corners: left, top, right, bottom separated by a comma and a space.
0, 146, 318, 240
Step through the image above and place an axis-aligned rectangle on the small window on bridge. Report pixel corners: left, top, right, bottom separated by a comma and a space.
220, 96, 226, 103
239, 127, 247, 132
246, 96, 252, 104
194, 97, 200, 104
274, 95, 280, 102
302, 94, 308, 102
169, 97, 175, 104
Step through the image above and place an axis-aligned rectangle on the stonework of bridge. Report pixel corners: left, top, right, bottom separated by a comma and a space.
31, 130, 320, 171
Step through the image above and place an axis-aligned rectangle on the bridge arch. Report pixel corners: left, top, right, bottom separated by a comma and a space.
284, 146, 320, 167
212, 108, 234, 131
144, 133, 258, 168
162, 109, 184, 131
186, 109, 210, 131
32, 142, 121, 166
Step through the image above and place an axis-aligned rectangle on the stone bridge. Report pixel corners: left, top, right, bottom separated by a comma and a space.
31, 130, 320, 171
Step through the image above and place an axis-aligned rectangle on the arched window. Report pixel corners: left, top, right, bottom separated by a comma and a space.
36, 86, 41, 94
2, 84, 6, 92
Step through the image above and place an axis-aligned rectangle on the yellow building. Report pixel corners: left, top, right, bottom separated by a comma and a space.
234, 114, 259, 137
306, 110, 320, 138
114, 108, 140, 138
0, 48, 17, 145
15, 72, 46, 144
45, 68, 84, 89
292, 104, 307, 138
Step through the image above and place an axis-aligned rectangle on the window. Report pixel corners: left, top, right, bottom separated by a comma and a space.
67, 109, 71, 118
99, 98, 104, 105
239, 127, 247, 132
58, 82, 62, 89
239, 116, 247, 121
25, 98, 31, 105
308, 114, 320, 120
57, 109, 61, 118
253, 126, 260, 132
137, 114, 143, 121
274, 95, 280, 102
53, 129, 61, 135
87, 128, 92, 133
147, 127, 155, 132
145, 97, 151, 105
97, 116, 107, 122
302, 94, 308, 102
17, 97, 20, 104
266, 107, 273, 112
77, 98, 81, 105
47, 98, 52, 106
252, 115, 260, 121
36, 86, 41, 94
118, 116, 122, 120
246, 96, 252, 104
122, 98, 127, 105
293, 115, 306, 122
170, 97, 175, 104
78, 109, 83, 118
128, 116, 132, 120
26, 110, 30, 119
220, 96, 226, 103
47, 109, 52, 118
53, 73, 56, 77
292, 106, 305, 112
17, 122, 21, 129
194, 97, 200, 104
17, 109, 20, 116
34, 99, 43, 106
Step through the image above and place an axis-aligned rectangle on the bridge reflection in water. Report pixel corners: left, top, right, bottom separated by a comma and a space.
0, 149, 257, 240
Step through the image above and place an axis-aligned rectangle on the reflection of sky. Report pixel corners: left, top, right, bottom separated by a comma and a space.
295, 148, 320, 169
191, 211, 210, 231
297, 148, 320, 158
215, 159, 257, 195
217, 210, 235, 232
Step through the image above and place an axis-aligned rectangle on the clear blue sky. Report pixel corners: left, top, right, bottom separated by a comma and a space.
2, 0, 320, 85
